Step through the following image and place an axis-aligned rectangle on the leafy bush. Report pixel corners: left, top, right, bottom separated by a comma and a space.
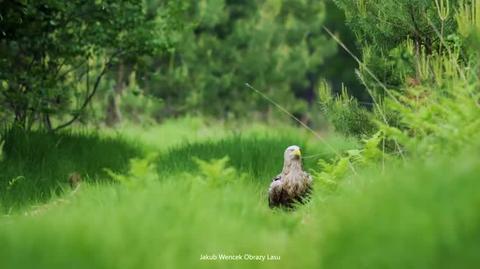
375, 0, 480, 156
318, 82, 376, 137
334, 0, 461, 92
312, 131, 384, 192
0, 0, 182, 130
327, 0, 480, 158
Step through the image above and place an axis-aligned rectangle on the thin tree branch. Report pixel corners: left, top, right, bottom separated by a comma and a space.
53, 51, 122, 131
53, 64, 107, 131
57, 59, 88, 80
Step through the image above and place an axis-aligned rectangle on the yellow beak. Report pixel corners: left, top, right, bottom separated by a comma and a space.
292, 148, 301, 157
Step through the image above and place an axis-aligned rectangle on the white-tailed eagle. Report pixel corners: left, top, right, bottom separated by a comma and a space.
268, 145, 312, 208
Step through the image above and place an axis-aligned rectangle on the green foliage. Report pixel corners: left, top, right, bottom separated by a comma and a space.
2, 2, 480, 268
330, 0, 480, 159
137, 0, 337, 117
380, 77, 480, 156
118, 72, 165, 124
321, 1, 366, 101
334, 0, 462, 92
0, 0, 367, 126
372, 1, 480, 156
312, 131, 384, 191
7, 176, 25, 192
156, 134, 354, 180
0, 0, 182, 129
314, 157, 350, 191
157, 136, 300, 179
1, 131, 480, 268
0, 118, 358, 212
317, 153, 480, 269
318, 81, 376, 137
0, 128, 141, 210
192, 156, 242, 187
360, 131, 384, 162
114, 116, 230, 151
318, 0, 480, 194
105, 154, 159, 189
334, 0, 458, 49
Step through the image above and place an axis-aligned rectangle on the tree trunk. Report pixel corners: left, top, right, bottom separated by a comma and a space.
105, 63, 125, 127
14, 112, 26, 129
43, 113, 52, 131
13, 105, 27, 129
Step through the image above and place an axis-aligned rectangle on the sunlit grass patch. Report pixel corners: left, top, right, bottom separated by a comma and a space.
116, 117, 229, 151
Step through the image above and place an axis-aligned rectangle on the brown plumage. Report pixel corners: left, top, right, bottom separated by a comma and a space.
268, 145, 312, 209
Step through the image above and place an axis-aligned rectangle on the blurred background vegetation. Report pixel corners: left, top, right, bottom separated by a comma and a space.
0, 0, 363, 130
2, 0, 478, 142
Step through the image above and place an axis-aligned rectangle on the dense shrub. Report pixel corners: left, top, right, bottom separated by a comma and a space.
318, 82, 376, 137
324, 0, 480, 155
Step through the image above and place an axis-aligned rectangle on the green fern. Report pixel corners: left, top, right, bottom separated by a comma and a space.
192, 156, 242, 187
361, 132, 383, 162
104, 153, 159, 189
312, 157, 350, 191
312, 131, 385, 191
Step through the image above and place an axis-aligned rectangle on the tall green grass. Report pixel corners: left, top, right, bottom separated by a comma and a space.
0, 149, 478, 269
115, 117, 230, 151
1, 118, 478, 269
313, 152, 480, 269
0, 120, 356, 212
156, 134, 354, 180
0, 128, 141, 212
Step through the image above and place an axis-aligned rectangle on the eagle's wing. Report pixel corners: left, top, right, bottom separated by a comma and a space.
268, 175, 283, 208
297, 171, 313, 203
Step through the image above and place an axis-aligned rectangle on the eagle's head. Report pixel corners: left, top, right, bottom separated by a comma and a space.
284, 145, 302, 162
